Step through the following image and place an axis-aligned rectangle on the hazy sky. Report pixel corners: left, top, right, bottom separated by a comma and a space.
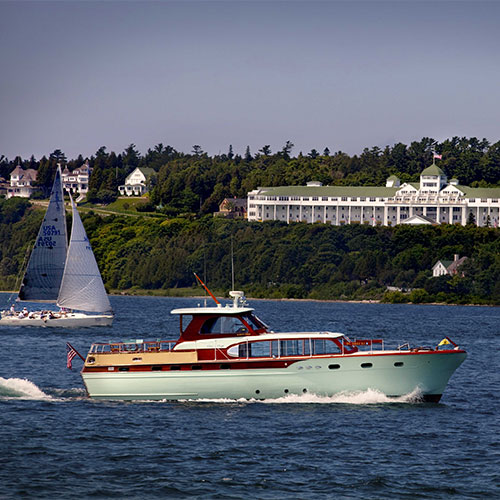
1, 0, 499, 161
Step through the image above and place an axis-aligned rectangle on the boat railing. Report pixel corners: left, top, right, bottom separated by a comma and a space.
398, 342, 410, 351
343, 339, 384, 353
89, 340, 176, 354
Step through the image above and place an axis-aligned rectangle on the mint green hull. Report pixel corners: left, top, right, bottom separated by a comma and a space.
82, 351, 466, 402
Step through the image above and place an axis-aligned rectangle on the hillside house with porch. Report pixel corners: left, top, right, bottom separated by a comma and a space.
7, 165, 38, 198
118, 167, 155, 196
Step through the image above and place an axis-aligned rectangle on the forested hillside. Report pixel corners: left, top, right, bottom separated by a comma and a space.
1, 198, 498, 305
2, 136, 500, 215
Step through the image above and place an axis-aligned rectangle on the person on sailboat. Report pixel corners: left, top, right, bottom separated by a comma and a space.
9, 304, 15, 315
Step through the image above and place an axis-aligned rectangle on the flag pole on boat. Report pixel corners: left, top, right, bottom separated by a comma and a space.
66, 342, 85, 369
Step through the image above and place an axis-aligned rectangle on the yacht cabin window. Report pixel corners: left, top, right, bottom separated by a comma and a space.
227, 338, 340, 358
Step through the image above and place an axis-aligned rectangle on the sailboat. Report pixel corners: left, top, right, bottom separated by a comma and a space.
0, 166, 114, 327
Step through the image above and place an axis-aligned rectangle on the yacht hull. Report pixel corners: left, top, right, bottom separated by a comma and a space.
82, 350, 466, 402
0, 312, 113, 327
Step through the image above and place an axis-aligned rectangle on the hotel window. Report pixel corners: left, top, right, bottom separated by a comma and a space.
331, 197, 338, 201
312, 197, 318, 201
341, 197, 347, 201
351, 197, 358, 201
481, 199, 487, 203
303, 197, 309, 201
360, 197, 366, 201
370, 197, 376, 202
322, 197, 328, 201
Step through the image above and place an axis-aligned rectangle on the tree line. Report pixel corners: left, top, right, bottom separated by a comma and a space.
1, 198, 498, 305
1, 136, 499, 215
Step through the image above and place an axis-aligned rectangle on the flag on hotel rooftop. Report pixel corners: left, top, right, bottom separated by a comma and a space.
433, 153, 442, 159
66, 342, 77, 369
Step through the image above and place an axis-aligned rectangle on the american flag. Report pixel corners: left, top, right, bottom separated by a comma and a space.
66, 343, 78, 369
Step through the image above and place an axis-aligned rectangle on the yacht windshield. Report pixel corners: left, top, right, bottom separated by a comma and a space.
200, 316, 249, 334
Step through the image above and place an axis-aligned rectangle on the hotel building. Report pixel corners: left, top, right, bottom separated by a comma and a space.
247, 163, 500, 227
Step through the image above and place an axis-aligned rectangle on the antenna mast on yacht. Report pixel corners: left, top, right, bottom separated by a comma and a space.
231, 235, 235, 291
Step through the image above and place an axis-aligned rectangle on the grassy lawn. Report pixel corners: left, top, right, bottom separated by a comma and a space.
77, 197, 167, 218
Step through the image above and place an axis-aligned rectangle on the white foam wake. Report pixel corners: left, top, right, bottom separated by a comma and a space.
262, 387, 423, 404
0, 377, 53, 400
182, 388, 423, 405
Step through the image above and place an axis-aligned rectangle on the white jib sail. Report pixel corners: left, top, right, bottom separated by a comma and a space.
57, 195, 112, 313
18, 166, 68, 302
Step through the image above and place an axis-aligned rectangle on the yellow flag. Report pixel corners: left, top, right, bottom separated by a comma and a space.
438, 338, 451, 346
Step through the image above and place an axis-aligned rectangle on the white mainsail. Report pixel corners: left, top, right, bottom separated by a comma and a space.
57, 195, 112, 313
18, 166, 67, 302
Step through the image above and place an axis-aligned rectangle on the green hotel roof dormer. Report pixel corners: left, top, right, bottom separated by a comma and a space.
420, 162, 447, 191
421, 163, 445, 177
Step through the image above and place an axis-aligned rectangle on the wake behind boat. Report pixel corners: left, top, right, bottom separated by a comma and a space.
78, 279, 466, 402
0, 166, 113, 327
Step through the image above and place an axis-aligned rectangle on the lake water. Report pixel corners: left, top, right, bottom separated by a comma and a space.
0, 293, 499, 499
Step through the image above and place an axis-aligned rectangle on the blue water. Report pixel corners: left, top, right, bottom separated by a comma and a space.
1, 293, 499, 499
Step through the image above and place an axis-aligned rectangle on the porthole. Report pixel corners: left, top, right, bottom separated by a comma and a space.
220, 364, 231, 370
361, 363, 373, 369
394, 362, 404, 367
151, 365, 163, 371
328, 364, 340, 370
118, 367, 129, 372
255, 390, 260, 394
284, 389, 289, 394
191, 365, 202, 370
170, 365, 181, 371
303, 388, 308, 393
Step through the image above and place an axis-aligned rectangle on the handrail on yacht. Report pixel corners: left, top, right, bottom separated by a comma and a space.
89, 340, 176, 354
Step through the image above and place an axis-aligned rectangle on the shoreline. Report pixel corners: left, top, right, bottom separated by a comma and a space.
111, 291, 497, 307
0, 290, 496, 307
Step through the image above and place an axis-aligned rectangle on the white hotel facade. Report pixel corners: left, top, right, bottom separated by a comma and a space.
247, 163, 500, 227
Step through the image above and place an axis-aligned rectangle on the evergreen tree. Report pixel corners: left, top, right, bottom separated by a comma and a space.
259, 145, 271, 156
192, 145, 203, 156
244, 146, 253, 162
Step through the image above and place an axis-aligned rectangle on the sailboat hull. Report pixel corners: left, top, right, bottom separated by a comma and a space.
0, 312, 113, 327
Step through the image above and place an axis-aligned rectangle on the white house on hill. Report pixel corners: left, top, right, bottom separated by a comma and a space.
61, 161, 92, 195
7, 165, 38, 198
432, 255, 468, 277
118, 167, 155, 196
247, 162, 500, 227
